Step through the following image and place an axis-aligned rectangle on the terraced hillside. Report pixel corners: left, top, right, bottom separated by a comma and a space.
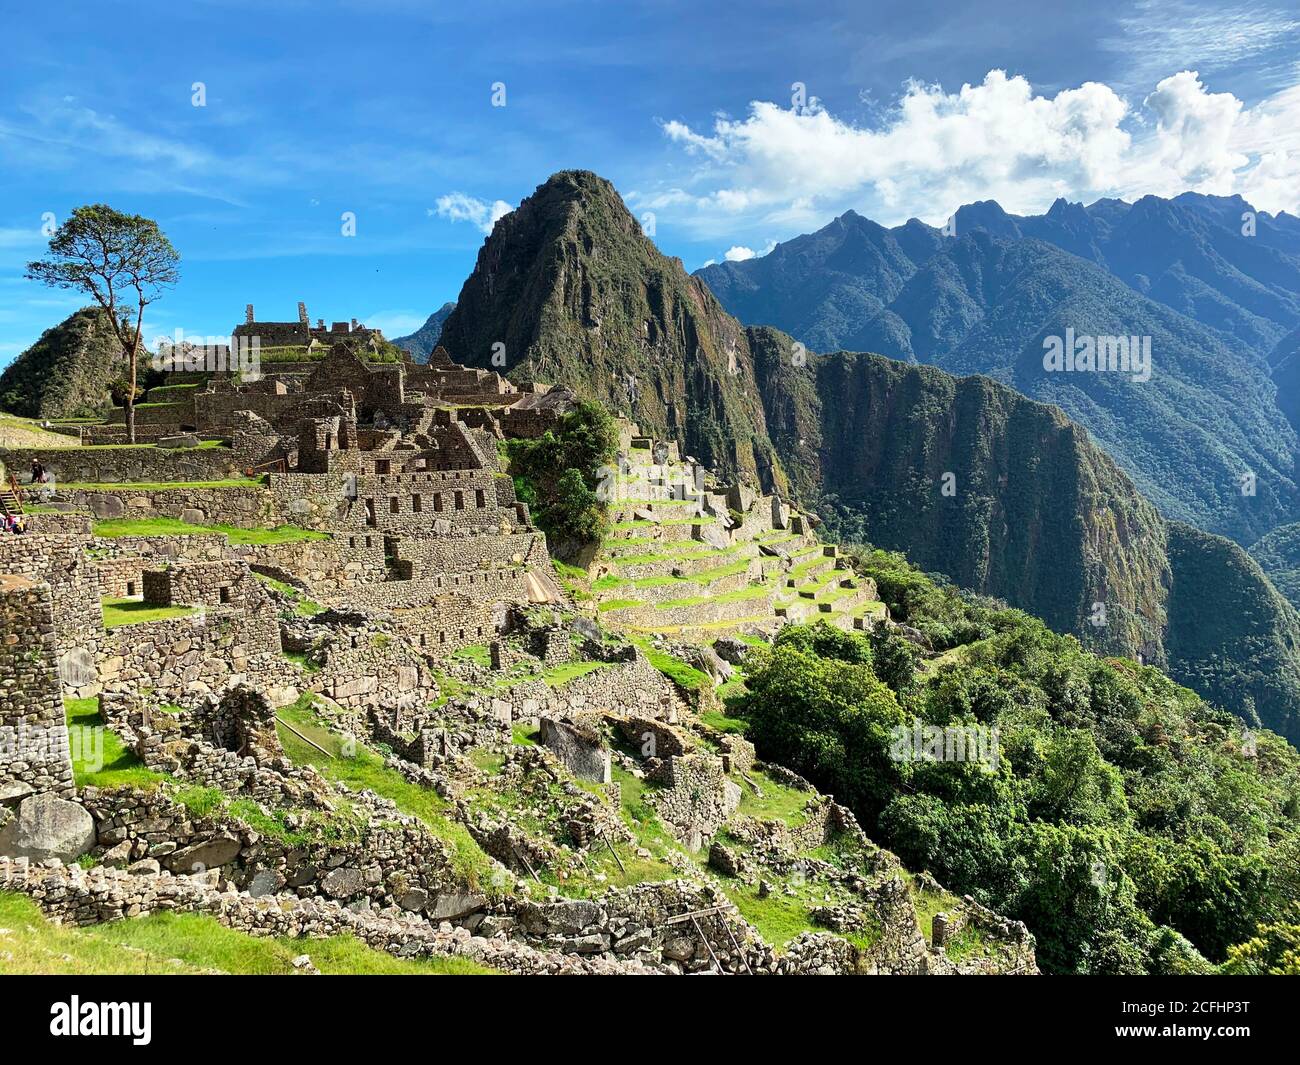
577, 430, 887, 639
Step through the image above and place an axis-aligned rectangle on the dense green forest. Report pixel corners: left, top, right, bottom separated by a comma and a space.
734, 549, 1300, 974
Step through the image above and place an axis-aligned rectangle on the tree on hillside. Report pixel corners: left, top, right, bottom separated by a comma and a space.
26, 205, 179, 443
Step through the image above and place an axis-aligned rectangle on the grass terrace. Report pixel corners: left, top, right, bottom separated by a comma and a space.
255, 573, 324, 616
101, 597, 198, 629
274, 695, 503, 891
94, 516, 325, 545
64, 697, 167, 790
63, 477, 262, 491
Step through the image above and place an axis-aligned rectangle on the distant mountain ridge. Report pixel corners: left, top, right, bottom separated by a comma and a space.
697, 194, 1300, 545
433, 170, 1300, 744
392, 302, 456, 362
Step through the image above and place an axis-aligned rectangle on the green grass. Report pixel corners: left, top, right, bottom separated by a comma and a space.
174, 784, 224, 817
93, 516, 324, 544
469, 748, 507, 775
656, 583, 773, 610
552, 560, 587, 581
700, 710, 750, 734
275, 696, 503, 891
101, 598, 197, 629
255, 573, 324, 615
0, 893, 494, 974
911, 883, 964, 944
724, 881, 823, 949
635, 640, 711, 691
65, 697, 167, 790
592, 767, 680, 888
597, 598, 643, 612
541, 660, 609, 687
282, 649, 321, 674
450, 643, 492, 667
736, 769, 812, 827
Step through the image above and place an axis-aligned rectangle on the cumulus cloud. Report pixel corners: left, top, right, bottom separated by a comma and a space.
433, 193, 512, 234
724, 245, 756, 261
649, 69, 1300, 235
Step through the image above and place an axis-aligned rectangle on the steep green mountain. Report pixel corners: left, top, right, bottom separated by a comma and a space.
1163, 522, 1300, 742
0, 307, 123, 418
437, 169, 1300, 744
438, 170, 785, 491
703, 223, 1300, 545
1269, 324, 1300, 435
392, 301, 456, 361
749, 331, 1172, 660
1250, 521, 1300, 611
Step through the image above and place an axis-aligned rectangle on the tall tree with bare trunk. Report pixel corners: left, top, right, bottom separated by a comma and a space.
27, 205, 180, 443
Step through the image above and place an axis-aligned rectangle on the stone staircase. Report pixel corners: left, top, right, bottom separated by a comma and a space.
0, 481, 24, 518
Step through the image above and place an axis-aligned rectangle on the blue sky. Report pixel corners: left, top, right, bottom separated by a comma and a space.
2, 0, 1299, 366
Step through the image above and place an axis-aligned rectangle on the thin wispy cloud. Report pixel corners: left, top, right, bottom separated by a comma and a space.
1101, 0, 1300, 90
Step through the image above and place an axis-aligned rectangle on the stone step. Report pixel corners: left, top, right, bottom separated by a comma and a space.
600, 584, 778, 630
594, 565, 755, 607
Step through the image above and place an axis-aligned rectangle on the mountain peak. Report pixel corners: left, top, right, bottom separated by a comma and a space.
437, 170, 784, 490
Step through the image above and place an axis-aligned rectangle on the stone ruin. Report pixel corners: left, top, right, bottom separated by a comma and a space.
0, 301, 1039, 977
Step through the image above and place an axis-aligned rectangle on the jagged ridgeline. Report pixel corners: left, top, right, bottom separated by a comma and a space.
438, 170, 786, 493
0, 307, 124, 418
436, 170, 1300, 745
698, 197, 1300, 546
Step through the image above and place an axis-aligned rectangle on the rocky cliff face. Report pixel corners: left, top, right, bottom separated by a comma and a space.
0, 307, 123, 418
438, 170, 785, 491
749, 326, 1171, 659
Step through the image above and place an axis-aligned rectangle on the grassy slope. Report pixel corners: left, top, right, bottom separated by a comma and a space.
0, 893, 493, 975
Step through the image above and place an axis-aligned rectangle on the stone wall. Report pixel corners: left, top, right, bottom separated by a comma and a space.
237, 536, 388, 592
0, 444, 238, 485
70, 484, 277, 527
0, 578, 75, 800
649, 752, 741, 849
0, 858, 652, 975
142, 560, 265, 611
101, 608, 287, 704
0, 519, 104, 687
95, 557, 147, 599
485, 653, 689, 727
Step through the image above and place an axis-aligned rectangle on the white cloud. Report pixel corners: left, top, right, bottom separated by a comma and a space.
651, 69, 1300, 234
724, 245, 756, 261
433, 193, 512, 235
